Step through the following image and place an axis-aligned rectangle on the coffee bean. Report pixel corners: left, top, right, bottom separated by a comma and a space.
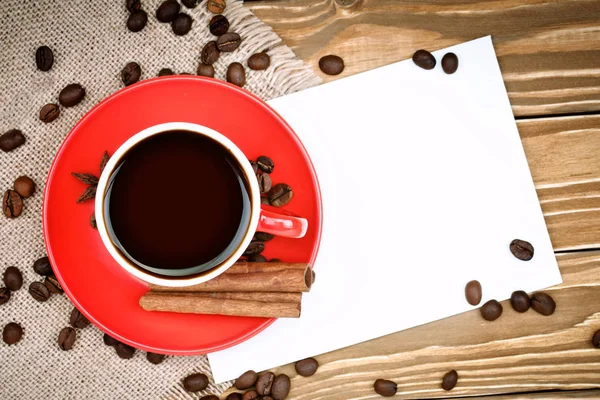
29, 281, 50, 302
3, 267, 23, 291
200, 396, 219, 400
270, 374, 290, 400
243, 241, 265, 256
412, 49, 436, 70
226, 394, 243, 400
510, 290, 530, 313
530, 292, 555, 316
172, 13, 193, 36
248, 52, 270, 71
156, 0, 180, 22
217, 33, 242, 52
121, 62, 142, 86
70, 307, 90, 328
258, 173, 272, 194
0, 287, 11, 305
103, 333, 120, 346
247, 254, 267, 262
464, 280, 482, 306
39, 103, 60, 123
115, 342, 136, 359
268, 183, 293, 207
207, 0, 226, 14
295, 357, 318, 376
442, 369, 458, 391
242, 390, 259, 400
58, 327, 76, 350
127, 10, 148, 32
480, 299, 503, 321
201, 41, 220, 65
59, 83, 85, 107
3, 190, 23, 218
0, 129, 26, 152
256, 371, 275, 395
209, 15, 229, 36
158, 68, 175, 76
319, 55, 344, 75
374, 379, 397, 397
263, 397, 274, 400
227, 62, 246, 87
35, 46, 54, 71
126, 0, 141, 12
183, 373, 209, 392
254, 232, 274, 242
261, 197, 270, 205
510, 239, 534, 261
442, 52, 459, 74
33, 256, 53, 276
235, 370, 257, 390
257, 156, 274, 173
3, 322, 23, 345
197, 64, 215, 77
592, 329, 600, 348
44, 275, 63, 294
14, 176, 36, 198
181, 0, 200, 8
146, 352, 166, 364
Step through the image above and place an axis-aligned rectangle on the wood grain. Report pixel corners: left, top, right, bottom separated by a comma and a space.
247, 0, 600, 117
228, 251, 600, 399
478, 389, 600, 399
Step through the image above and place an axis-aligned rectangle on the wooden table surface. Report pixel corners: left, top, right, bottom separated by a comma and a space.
237, 0, 600, 398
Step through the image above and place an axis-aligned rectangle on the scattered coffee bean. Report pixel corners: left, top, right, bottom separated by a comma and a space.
126, 0, 141, 12
510, 239, 534, 261
243, 241, 265, 256
201, 41, 220, 65
256, 156, 274, 173
146, 352, 166, 364
58, 327, 76, 350
592, 329, 600, 348
0, 287, 11, 305
258, 173, 272, 194
271, 374, 290, 400
465, 280, 482, 306
268, 183, 293, 207
158, 68, 175, 76
200, 396, 219, 400
35, 45, 54, 71
248, 52, 270, 71
33, 256, 53, 276
263, 397, 274, 400
3, 190, 24, 218
295, 357, 319, 377
182, 0, 200, 8
207, 0, 226, 14
248, 255, 267, 263
3, 267, 23, 291
256, 371, 275, 395
103, 333, 120, 346
442, 369, 458, 391
172, 13, 193, 36
14, 176, 36, 198
530, 292, 555, 316
480, 299, 503, 321
44, 275, 63, 294
59, 84, 85, 107
0, 129, 26, 152
510, 290, 530, 313
261, 197, 270, 205
319, 55, 344, 75
209, 15, 229, 36
374, 379, 397, 397
183, 372, 209, 392
226, 394, 243, 400
242, 390, 259, 400
121, 62, 142, 86
70, 307, 90, 328
227, 62, 246, 87
115, 342, 136, 359
235, 370, 258, 390
412, 49, 436, 70
127, 10, 148, 32
217, 33, 242, 52
442, 52, 459, 74
254, 232, 274, 242
39, 103, 60, 123
29, 281, 51, 302
3, 322, 23, 345
197, 63, 215, 77
90, 213, 97, 229
156, 0, 180, 23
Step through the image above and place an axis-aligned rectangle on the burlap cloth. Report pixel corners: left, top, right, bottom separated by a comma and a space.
0, 0, 320, 398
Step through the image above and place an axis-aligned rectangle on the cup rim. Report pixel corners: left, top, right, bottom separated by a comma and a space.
94, 122, 261, 287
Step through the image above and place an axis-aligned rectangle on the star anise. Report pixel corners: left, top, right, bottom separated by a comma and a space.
72, 150, 110, 204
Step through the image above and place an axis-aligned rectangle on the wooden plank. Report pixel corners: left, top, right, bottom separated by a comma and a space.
247, 0, 600, 117
226, 251, 600, 399
477, 389, 600, 399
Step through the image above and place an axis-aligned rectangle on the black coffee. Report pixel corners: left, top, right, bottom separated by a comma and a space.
105, 130, 251, 277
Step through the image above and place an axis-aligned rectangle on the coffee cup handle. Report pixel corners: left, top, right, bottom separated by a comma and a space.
257, 208, 308, 239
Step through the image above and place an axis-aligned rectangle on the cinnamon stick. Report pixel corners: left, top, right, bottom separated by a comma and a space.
149, 262, 313, 293
139, 292, 301, 318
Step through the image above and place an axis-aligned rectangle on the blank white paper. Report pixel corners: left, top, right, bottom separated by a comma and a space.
208, 36, 562, 382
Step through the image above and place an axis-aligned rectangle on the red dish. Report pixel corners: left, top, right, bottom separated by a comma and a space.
43, 77, 322, 355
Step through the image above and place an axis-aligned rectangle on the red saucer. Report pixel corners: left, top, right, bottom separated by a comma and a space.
43, 77, 322, 355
